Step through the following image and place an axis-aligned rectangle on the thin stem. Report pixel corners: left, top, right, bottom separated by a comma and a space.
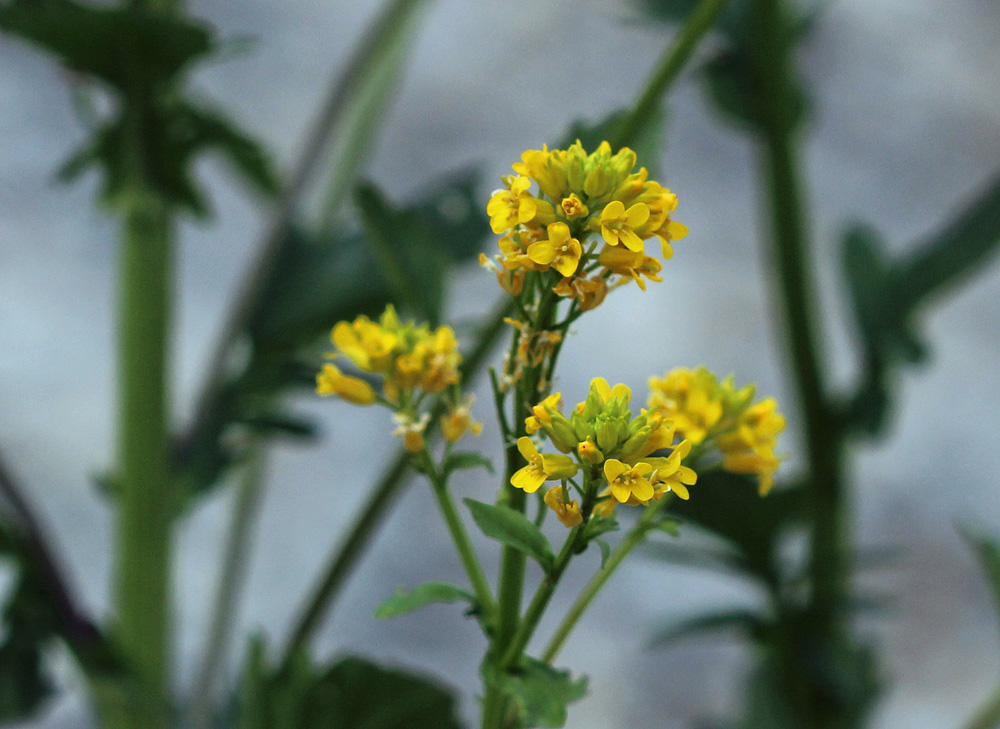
114, 189, 174, 729
542, 496, 673, 663
189, 445, 269, 729
500, 526, 582, 667
420, 452, 497, 620
279, 297, 515, 667
611, 0, 733, 150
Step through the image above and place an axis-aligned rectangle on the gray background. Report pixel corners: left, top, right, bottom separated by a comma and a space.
1, 0, 999, 726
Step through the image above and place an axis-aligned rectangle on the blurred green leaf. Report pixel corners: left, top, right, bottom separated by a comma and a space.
669, 470, 804, 577
485, 657, 587, 729
649, 609, 767, 647
0, 0, 213, 90
59, 99, 278, 215
960, 527, 1000, 632
237, 641, 463, 729
465, 499, 555, 572
441, 452, 494, 478
841, 174, 1000, 435
374, 583, 475, 619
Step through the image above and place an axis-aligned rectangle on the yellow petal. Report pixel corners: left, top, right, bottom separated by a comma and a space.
512, 466, 546, 493
670, 482, 690, 500
667, 220, 688, 241
517, 436, 538, 461
604, 458, 627, 482
625, 203, 650, 227
527, 241, 557, 265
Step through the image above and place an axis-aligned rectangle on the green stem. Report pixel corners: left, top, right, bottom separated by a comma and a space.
611, 0, 733, 150
279, 297, 514, 668
114, 190, 174, 729
542, 496, 672, 663
420, 452, 497, 620
500, 526, 582, 667
189, 445, 268, 729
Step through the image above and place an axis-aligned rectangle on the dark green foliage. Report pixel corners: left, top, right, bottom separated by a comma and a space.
174, 171, 488, 504
668, 470, 804, 578
465, 499, 555, 572
482, 657, 587, 729
0, 0, 213, 90
237, 641, 463, 729
841, 175, 1000, 436
648, 609, 767, 647
374, 582, 476, 619
0, 557, 55, 721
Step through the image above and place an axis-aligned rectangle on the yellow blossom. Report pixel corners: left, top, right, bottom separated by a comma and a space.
527, 222, 582, 277
559, 194, 589, 220
441, 396, 483, 443
647, 367, 725, 445
599, 200, 650, 252
592, 499, 617, 519
602, 459, 654, 503
553, 275, 609, 311
510, 437, 578, 493
599, 245, 663, 291
331, 317, 397, 372
525, 393, 562, 434
487, 176, 540, 234
544, 486, 583, 527
392, 413, 430, 454
315, 364, 376, 405
642, 440, 697, 500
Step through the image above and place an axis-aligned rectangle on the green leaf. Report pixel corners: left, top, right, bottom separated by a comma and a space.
441, 452, 494, 478
594, 539, 612, 569
0, 0, 213, 90
649, 609, 766, 648
653, 517, 682, 537
581, 513, 619, 542
668, 470, 805, 578
497, 658, 588, 728
464, 499, 555, 571
374, 583, 475, 619
236, 642, 463, 729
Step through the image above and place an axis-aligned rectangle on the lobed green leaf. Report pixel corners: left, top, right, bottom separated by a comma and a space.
464, 499, 555, 571
374, 583, 475, 619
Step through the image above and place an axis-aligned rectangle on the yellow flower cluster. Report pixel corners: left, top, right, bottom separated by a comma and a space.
647, 367, 785, 495
480, 141, 688, 306
511, 378, 697, 525
316, 306, 481, 452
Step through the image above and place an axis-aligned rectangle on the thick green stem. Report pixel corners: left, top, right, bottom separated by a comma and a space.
114, 191, 174, 728
542, 496, 672, 663
421, 453, 497, 621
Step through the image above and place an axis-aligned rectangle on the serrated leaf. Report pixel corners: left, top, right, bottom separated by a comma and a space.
441, 452, 494, 478
464, 499, 554, 571
0, 0, 214, 90
374, 583, 475, 619
649, 609, 766, 648
493, 658, 588, 729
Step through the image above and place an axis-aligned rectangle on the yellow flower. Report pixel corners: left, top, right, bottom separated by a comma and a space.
592, 498, 617, 518
599, 200, 650, 252
559, 194, 589, 220
392, 413, 430, 454
598, 245, 663, 291
441, 396, 482, 443
512, 145, 570, 201
527, 222, 582, 277
642, 440, 697, 501
487, 176, 540, 234
576, 438, 604, 464
553, 275, 609, 311
315, 364, 376, 405
331, 317, 397, 372
544, 486, 583, 527
525, 392, 562, 434
647, 367, 725, 445
602, 459, 655, 504
511, 437, 578, 493
716, 397, 785, 495
723, 448, 782, 496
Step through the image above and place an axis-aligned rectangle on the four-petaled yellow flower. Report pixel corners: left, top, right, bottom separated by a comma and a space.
598, 246, 663, 291
510, 437, 578, 493
603, 459, 655, 503
528, 222, 582, 277
316, 364, 376, 405
599, 200, 650, 252
544, 486, 583, 527
643, 440, 697, 500
487, 176, 553, 234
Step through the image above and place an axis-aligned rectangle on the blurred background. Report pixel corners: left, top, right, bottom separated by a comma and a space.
1, 0, 999, 726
